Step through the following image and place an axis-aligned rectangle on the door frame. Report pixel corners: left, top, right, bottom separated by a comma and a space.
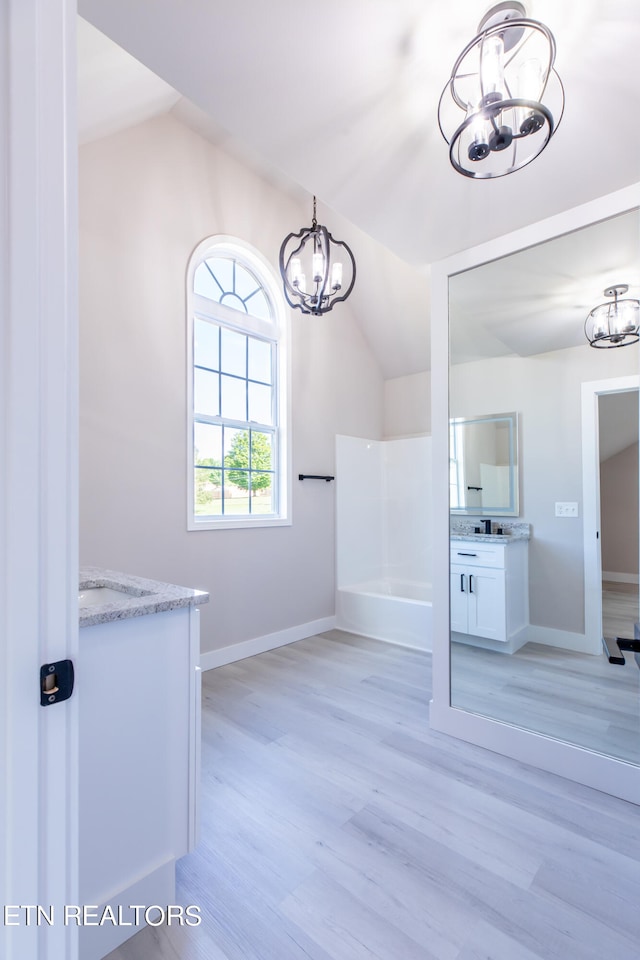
582, 375, 640, 653
1, 3, 78, 958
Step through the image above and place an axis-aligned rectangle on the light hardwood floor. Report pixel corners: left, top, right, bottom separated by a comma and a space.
106, 630, 640, 960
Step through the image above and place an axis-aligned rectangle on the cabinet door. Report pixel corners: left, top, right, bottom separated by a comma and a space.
467, 567, 506, 641
450, 564, 469, 633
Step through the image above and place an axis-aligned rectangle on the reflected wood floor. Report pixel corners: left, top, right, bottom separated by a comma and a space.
106, 630, 640, 960
452, 582, 640, 765
451, 640, 640, 764
602, 579, 639, 640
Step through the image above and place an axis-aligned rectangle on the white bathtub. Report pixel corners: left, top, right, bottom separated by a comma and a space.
336, 579, 432, 651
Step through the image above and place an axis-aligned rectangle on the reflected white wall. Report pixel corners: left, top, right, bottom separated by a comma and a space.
336, 434, 432, 588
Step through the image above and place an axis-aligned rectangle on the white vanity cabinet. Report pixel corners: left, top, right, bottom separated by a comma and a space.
450, 538, 529, 651
78, 569, 207, 960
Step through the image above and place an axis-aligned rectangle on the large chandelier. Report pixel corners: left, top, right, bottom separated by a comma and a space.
278, 197, 356, 316
585, 285, 639, 349
438, 2, 564, 179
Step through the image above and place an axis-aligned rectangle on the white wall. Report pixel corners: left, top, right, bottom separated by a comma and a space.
450, 344, 638, 636
79, 113, 384, 654
383, 371, 430, 438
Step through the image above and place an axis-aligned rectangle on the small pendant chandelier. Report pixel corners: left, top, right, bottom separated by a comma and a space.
278, 197, 356, 316
438, 2, 564, 179
585, 285, 639, 349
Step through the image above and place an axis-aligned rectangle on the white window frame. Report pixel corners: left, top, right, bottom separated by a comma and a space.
187, 236, 291, 530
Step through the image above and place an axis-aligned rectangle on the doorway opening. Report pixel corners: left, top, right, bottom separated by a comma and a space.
582, 376, 640, 653
599, 389, 639, 639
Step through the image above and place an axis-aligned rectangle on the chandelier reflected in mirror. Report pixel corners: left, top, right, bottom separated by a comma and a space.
438, 2, 564, 178
278, 197, 356, 316
585, 284, 640, 349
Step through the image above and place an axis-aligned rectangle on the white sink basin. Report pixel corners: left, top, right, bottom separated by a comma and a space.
78, 586, 133, 607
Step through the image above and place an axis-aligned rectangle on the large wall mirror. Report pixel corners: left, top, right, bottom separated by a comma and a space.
450, 412, 519, 516
430, 186, 640, 803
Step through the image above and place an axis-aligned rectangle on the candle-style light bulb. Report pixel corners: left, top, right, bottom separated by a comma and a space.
467, 102, 490, 162
480, 34, 505, 103
312, 252, 324, 283
514, 59, 545, 135
518, 58, 543, 100
616, 300, 638, 335
331, 261, 343, 291
593, 318, 607, 339
290, 258, 302, 287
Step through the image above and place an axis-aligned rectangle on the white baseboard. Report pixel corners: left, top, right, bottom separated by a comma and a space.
337, 624, 430, 652
603, 570, 639, 585
525, 624, 599, 655
79, 859, 175, 960
200, 616, 337, 671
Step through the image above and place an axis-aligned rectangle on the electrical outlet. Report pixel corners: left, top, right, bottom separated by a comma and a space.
555, 501, 579, 517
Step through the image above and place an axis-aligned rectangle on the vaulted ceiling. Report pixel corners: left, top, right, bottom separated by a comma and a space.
77, 1, 640, 377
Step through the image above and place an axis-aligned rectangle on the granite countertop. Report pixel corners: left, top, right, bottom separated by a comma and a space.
450, 532, 530, 543
450, 520, 531, 544
79, 567, 209, 628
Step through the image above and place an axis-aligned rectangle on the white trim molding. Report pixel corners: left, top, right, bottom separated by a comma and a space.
1, 2, 79, 958
200, 617, 336, 671
186, 235, 292, 532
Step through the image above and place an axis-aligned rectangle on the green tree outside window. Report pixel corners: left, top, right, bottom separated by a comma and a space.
225, 431, 272, 494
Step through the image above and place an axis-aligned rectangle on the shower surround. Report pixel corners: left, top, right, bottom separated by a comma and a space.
335, 434, 432, 650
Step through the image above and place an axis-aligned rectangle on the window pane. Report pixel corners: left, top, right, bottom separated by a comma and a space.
194, 319, 219, 370
190, 243, 283, 525
224, 428, 249, 514
220, 292, 248, 314
221, 327, 247, 377
194, 263, 223, 302
224, 425, 248, 460
250, 431, 272, 471
194, 422, 222, 465
205, 257, 234, 296
224, 470, 250, 515
251, 473, 273, 514
245, 288, 271, 321
233, 262, 261, 301
221, 375, 247, 421
248, 382, 272, 425
194, 467, 222, 515
248, 338, 272, 384
194, 368, 219, 417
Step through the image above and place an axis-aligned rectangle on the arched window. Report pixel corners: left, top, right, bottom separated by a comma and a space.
187, 237, 289, 529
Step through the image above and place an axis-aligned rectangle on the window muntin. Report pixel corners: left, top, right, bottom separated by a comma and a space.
188, 240, 288, 529
193, 257, 271, 321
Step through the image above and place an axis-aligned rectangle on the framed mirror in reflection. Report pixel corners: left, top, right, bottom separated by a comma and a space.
448, 208, 640, 767
450, 412, 518, 516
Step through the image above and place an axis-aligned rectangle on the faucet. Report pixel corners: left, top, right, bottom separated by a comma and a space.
483, 518, 492, 535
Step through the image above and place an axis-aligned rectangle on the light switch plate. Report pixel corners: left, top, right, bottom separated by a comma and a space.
555, 501, 579, 517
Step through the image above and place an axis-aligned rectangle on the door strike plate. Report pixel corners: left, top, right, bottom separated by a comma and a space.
40, 659, 74, 706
